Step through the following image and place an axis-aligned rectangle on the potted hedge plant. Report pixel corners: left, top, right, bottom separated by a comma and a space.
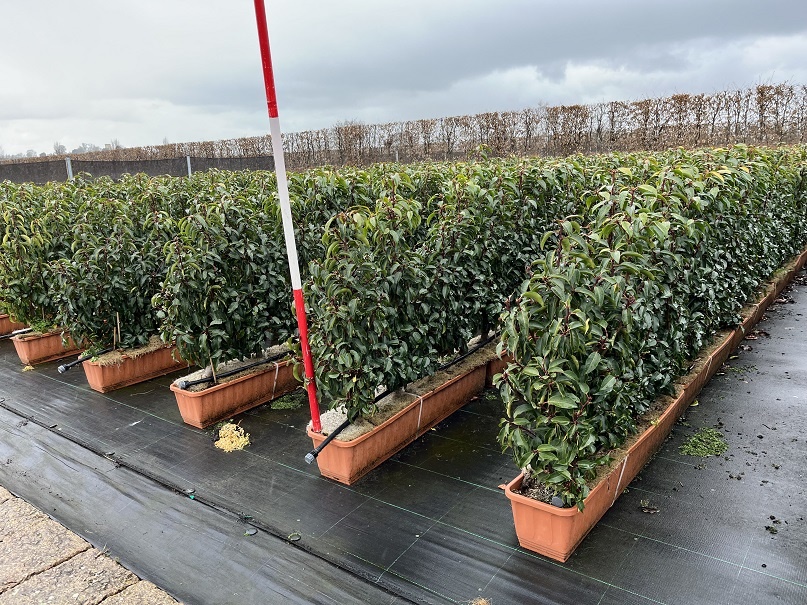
155, 173, 299, 428
0, 180, 82, 364
54, 175, 188, 392
155, 167, 370, 427
495, 145, 807, 561
304, 158, 585, 483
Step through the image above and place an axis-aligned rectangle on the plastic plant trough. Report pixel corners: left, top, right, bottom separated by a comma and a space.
504, 368, 702, 562
503, 246, 807, 562
12, 331, 81, 365
171, 358, 298, 428
82, 346, 187, 393
308, 359, 493, 485
0, 314, 25, 336
485, 353, 510, 388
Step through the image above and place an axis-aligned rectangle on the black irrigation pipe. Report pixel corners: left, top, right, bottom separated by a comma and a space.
305, 331, 499, 463
437, 331, 498, 373
0, 327, 32, 341
305, 386, 393, 464
305, 418, 351, 464
176, 350, 290, 390
57, 349, 113, 374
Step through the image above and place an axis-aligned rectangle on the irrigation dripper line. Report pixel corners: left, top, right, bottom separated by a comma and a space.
306, 332, 500, 463
176, 350, 291, 390
0, 395, 422, 605
304, 417, 350, 464
58, 348, 113, 374
0, 327, 33, 341
305, 385, 396, 463
437, 331, 498, 373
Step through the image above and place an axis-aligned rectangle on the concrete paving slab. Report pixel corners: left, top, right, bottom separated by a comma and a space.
0, 548, 137, 605
0, 496, 48, 528
0, 502, 89, 590
99, 580, 178, 605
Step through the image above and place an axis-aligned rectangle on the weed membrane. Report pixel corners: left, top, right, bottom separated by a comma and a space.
1, 274, 806, 604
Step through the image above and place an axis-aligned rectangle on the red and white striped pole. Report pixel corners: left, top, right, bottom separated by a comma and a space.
253, 0, 321, 432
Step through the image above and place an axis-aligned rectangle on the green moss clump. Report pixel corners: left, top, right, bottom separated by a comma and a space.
271, 392, 304, 410
679, 427, 728, 457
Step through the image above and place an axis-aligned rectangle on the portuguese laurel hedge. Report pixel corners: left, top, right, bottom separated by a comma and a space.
152, 166, 417, 369
306, 157, 590, 419
496, 145, 807, 507
54, 174, 187, 351
3, 147, 806, 502
0, 179, 83, 331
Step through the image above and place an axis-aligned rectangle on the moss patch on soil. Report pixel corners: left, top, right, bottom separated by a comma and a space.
93, 335, 168, 366
270, 390, 304, 410
679, 427, 729, 457
175, 344, 290, 392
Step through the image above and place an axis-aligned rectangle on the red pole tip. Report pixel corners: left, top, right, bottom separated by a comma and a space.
253, 0, 280, 119
293, 288, 321, 432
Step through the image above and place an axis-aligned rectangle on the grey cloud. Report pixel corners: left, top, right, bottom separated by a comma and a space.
2, 0, 807, 154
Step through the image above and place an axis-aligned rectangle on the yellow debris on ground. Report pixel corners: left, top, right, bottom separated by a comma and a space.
214, 423, 250, 452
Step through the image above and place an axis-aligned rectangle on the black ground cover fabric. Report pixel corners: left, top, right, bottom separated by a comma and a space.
1, 272, 806, 604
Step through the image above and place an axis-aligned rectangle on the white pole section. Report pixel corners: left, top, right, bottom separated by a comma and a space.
186, 155, 192, 177
253, 0, 321, 432
65, 157, 73, 180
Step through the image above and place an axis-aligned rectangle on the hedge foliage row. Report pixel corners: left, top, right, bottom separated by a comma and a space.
0, 158, 588, 399
0, 168, 383, 361
307, 158, 592, 418
2, 147, 806, 509
496, 145, 807, 507
2, 174, 188, 347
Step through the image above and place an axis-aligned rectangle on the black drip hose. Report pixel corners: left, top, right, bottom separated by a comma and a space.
176, 350, 290, 390
437, 331, 498, 372
0, 328, 33, 341
305, 418, 350, 464
304, 387, 393, 464
58, 349, 113, 374
304, 332, 498, 464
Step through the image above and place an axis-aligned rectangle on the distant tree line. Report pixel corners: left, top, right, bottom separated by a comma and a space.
3, 82, 807, 170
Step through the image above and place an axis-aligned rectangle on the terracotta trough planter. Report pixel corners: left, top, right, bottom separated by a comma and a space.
486, 353, 510, 388
504, 375, 695, 562
12, 332, 81, 365
308, 355, 497, 485
171, 358, 298, 429
0, 314, 25, 336
502, 246, 807, 562
82, 346, 187, 393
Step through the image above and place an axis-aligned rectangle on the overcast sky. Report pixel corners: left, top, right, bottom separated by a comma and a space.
2, 0, 807, 156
